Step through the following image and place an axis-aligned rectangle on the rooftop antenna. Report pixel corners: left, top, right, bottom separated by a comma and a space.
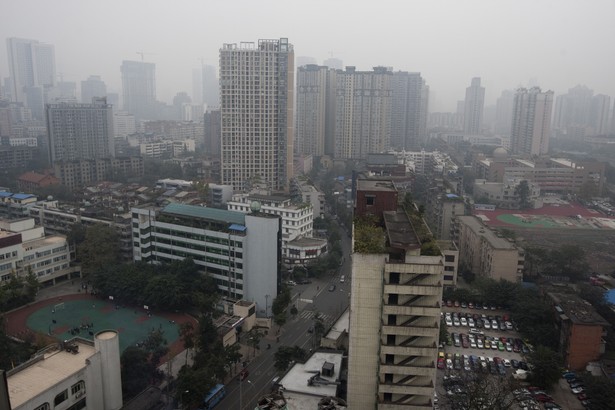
136, 51, 156, 62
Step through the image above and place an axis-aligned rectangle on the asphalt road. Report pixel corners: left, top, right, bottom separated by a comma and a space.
220, 222, 352, 410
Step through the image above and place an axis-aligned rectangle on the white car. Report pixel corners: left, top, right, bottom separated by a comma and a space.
460, 317, 468, 326
468, 318, 475, 327
477, 339, 484, 349
503, 359, 511, 367
483, 320, 491, 329
445, 317, 453, 326
446, 359, 453, 369
453, 318, 460, 326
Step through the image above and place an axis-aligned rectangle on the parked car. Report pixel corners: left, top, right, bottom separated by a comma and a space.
328, 284, 336, 292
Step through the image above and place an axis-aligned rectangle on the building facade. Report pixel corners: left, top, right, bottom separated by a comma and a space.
453, 216, 524, 282
81, 75, 107, 104
53, 156, 144, 190
46, 97, 114, 165
390, 72, 428, 150
219, 38, 294, 192
463, 77, 485, 136
121, 60, 157, 120
132, 203, 280, 314
7, 332, 122, 410
348, 209, 443, 409
296, 64, 331, 156
6, 37, 56, 108
227, 192, 326, 266
548, 293, 609, 371
334, 67, 392, 159
510, 87, 554, 156
0, 218, 80, 286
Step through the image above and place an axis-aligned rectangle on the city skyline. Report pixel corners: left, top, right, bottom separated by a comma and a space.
1, 0, 614, 112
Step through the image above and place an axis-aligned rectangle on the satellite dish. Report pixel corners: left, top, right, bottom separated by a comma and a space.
250, 201, 262, 212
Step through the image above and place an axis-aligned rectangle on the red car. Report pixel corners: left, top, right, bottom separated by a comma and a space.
437, 358, 445, 369
577, 393, 588, 401
535, 394, 554, 403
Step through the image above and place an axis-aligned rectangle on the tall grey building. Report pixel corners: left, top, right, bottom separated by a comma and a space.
296, 64, 335, 156
552, 85, 593, 139
120, 60, 156, 120
219, 38, 294, 192
46, 97, 114, 165
323, 57, 343, 70
81, 75, 107, 104
334, 66, 392, 159
202, 64, 219, 108
192, 68, 203, 105
390, 71, 428, 150
6, 37, 56, 112
463, 77, 485, 135
510, 87, 553, 156
495, 90, 515, 136
589, 94, 611, 136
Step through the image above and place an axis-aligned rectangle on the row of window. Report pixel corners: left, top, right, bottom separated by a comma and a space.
0, 251, 18, 260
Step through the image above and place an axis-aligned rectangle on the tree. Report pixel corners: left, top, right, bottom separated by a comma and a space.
514, 180, 531, 209
121, 346, 156, 400
526, 345, 562, 389
274, 345, 307, 371
78, 224, 121, 276
247, 329, 263, 358
444, 371, 519, 410
224, 343, 243, 376
179, 322, 196, 366
543, 245, 589, 281
582, 375, 615, 409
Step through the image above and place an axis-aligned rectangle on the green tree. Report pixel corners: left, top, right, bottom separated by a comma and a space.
274, 345, 307, 371
121, 346, 156, 400
247, 329, 263, 358
78, 224, 121, 276
582, 375, 615, 409
224, 343, 243, 376
179, 322, 196, 366
526, 345, 562, 389
444, 371, 519, 410
514, 180, 531, 209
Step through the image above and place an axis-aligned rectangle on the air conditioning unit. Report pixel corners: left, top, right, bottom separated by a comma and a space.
75, 391, 84, 399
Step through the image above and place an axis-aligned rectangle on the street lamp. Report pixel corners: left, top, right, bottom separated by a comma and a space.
239, 379, 252, 410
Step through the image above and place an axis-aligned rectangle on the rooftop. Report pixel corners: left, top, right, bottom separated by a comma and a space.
548, 292, 610, 326
161, 203, 245, 225
383, 210, 421, 251
357, 179, 397, 192
278, 350, 343, 400
324, 309, 349, 341
457, 216, 517, 249
7, 339, 97, 408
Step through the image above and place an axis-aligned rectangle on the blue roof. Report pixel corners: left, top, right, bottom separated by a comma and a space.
446, 193, 460, 199
0, 192, 13, 198
229, 224, 247, 232
162, 203, 245, 225
607, 289, 615, 305
12, 193, 35, 200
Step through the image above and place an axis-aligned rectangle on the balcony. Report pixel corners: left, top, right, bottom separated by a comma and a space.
384, 284, 441, 296
381, 345, 437, 357
381, 325, 438, 337
383, 305, 441, 317
379, 364, 434, 377
379, 383, 434, 397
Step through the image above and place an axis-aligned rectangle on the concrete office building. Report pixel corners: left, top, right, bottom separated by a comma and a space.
463, 77, 485, 135
510, 87, 553, 156
589, 94, 611, 136
495, 90, 514, 136
390, 72, 428, 150
121, 60, 156, 120
113, 111, 136, 137
348, 209, 443, 409
46, 97, 114, 165
81, 75, 107, 103
132, 203, 280, 314
453, 216, 524, 283
202, 64, 219, 108
6, 332, 122, 410
0, 218, 80, 286
6, 37, 56, 107
219, 38, 294, 192
334, 66, 392, 159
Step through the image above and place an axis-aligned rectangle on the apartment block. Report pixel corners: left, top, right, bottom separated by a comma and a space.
0, 192, 37, 219
53, 157, 144, 190
453, 216, 524, 282
131, 203, 280, 315
548, 292, 610, 371
348, 209, 443, 409
0, 218, 80, 286
291, 177, 326, 220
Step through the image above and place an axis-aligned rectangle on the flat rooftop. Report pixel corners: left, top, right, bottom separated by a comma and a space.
278, 351, 343, 399
548, 292, 610, 326
325, 309, 349, 341
7, 340, 97, 408
383, 210, 421, 250
457, 216, 517, 249
162, 203, 245, 225
357, 179, 397, 192
288, 236, 327, 247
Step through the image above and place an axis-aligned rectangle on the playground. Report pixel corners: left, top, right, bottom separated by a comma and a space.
4, 292, 194, 358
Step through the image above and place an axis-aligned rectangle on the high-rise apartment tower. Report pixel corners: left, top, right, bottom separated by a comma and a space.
510, 87, 553, 156
463, 77, 485, 135
219, 38, 294, 192
120, 60, 156, 120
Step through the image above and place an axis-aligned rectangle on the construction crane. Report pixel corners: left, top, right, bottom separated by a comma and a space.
136, 51, 156, 62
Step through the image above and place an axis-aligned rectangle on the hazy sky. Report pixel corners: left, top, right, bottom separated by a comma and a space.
2, 0, 614, 111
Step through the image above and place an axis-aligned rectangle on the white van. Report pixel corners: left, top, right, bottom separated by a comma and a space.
340, 275, 345, 283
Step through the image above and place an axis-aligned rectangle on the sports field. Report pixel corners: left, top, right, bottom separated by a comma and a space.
5, 293, 194, 358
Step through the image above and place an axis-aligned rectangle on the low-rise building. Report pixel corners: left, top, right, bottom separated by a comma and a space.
473, 178, 542, 209
227, 192, 327, 267
291, 177, 325, 219
132, 203, 280, 315
0, 218, 80, 286
547, 292, 610, 371
453, 216, 524, 282
17, 171, 60, 192
53, 157, 144, 190
6, 332, 122, 410
0, 191, 37, 219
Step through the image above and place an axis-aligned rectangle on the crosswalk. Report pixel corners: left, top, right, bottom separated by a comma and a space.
299, 310, 334, 324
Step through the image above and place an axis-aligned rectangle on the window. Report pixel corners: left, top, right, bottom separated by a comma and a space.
33, 404, 50, 410
445, 255, 455, 262
71, 380, 85, 396
365, 195, 375, 206
54, 390, 68, 406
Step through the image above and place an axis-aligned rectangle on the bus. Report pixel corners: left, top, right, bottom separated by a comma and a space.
202, 384, 226, 410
